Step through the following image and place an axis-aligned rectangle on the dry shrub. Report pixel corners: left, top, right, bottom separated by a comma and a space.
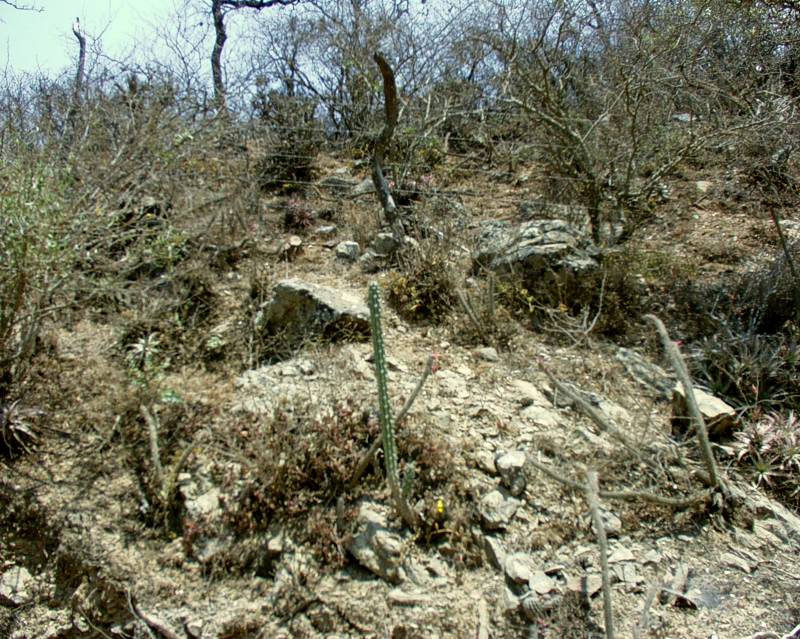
385, 240, 457, 323
252, 92, 322, 192
221, 394, 463, 566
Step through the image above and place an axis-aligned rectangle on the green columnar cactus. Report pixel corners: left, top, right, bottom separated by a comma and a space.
368, 281, 419, 529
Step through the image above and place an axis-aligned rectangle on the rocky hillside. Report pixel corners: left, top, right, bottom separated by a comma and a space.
2, 157, 800, 639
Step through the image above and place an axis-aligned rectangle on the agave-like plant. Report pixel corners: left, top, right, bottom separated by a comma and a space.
1, 400, 38, 456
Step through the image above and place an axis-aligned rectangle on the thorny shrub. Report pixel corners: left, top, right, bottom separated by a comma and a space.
385, 239, 457, 323
252, 91, 322, 192
223, 396, 460, 566
0, 161, 71, 402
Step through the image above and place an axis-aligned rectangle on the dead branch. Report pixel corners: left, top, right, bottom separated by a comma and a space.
526, 456, 712, 508
643, 314, 721, 489
538, 360, 656, 466
371, 52, 399, 228
586, 471, 615, 639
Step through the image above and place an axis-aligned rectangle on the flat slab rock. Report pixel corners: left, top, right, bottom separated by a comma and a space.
472, 219, 598, 277
671, 382, 737, 438
258, 278, 370, 345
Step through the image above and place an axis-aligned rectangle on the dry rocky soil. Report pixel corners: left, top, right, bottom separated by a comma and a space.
1, 160, 799, 639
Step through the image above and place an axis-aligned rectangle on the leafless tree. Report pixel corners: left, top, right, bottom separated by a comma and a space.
208, 0, 301, 111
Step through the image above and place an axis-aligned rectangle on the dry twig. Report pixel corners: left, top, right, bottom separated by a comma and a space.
586, 471, 615, 639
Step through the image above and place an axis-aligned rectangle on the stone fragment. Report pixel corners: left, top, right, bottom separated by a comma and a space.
529, 571, 556, 595
352, 176, 375, 196
494, 450, 527, 497
504, 552, 535, 583
566, 574, 603, 597
510, 379, 551, 407
474, 347, 499, 362
479, 489, 520, 530
720, 552, 751, 574
671, 383, 737, 438
387, 588, 433, 606
335, 241, 360, 262
0, 566, 33, 606
608, 546, 635, 563
347, 502, 404, 583
483, 535, 506, 571
371, 232, 401, 255
315, 225, 337, 236
520, 404, 561, 428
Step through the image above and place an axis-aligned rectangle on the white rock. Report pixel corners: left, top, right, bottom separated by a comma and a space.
510, 379, 551, 406
520, 405, 561, 428
0, 566, 34, 606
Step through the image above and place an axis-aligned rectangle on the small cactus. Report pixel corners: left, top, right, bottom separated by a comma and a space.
368, 281, 419, 529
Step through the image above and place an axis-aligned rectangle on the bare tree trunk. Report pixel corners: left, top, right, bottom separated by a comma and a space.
72, 18, 86, 102
63, 17, 86, 149
211, 0, 228, 111
371, 52, 399, 228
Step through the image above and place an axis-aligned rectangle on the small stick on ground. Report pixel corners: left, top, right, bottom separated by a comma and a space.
350, 355, 434, 489
527, 456, 712, 508
128, 591, 181, 639
140, 404, 164, 485
633, 582, 660, 639
538, 360, 654, 464
586, 470, 615, 639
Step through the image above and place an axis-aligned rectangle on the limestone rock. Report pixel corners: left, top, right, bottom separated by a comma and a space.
472, 220, 599, 283
347, 502, 405, 583
482, 535, 506, 570
257, 279, 370, 350
510, 379, 551, 407
335, 240, 360, 262
671, 383, 737, 438
352, 176, 375, 196
520, 404, 561, 428
474, 346, 499, 362
494, 450, 527, 497
504, 552, 535, 583
479, 489, 520, 530
0, 566, 34, 606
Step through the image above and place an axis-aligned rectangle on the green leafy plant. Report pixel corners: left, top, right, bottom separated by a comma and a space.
688, 330, 800, 411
